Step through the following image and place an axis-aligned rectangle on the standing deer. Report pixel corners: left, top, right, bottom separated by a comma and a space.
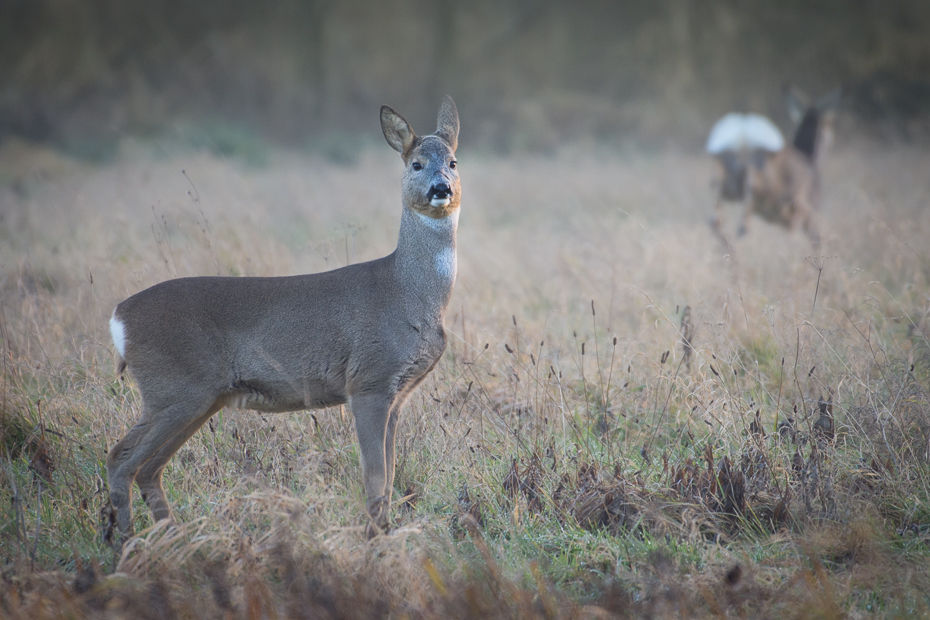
707, 87, 840, 249
107, 96, 461, 539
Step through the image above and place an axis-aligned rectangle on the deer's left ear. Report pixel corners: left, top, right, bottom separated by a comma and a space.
381, 105, 417, 156
784, 85, 809, 125
435, 95, 459, 152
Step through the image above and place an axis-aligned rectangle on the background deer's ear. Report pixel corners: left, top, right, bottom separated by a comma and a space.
784, 85, 809, 125
816, 88, 843, 112
381, 106, 416, 156
435, 95, 459, 152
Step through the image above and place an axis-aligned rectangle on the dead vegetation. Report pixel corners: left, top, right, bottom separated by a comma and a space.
1, 138, 930, 617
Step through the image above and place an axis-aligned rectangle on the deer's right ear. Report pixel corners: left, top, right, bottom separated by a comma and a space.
381, 106, 416, 156
816, 88, 842, 112
435, 95, 459, 152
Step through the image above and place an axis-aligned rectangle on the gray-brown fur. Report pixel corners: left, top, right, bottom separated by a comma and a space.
711, 88, 839, 249
107, 96, 461, 540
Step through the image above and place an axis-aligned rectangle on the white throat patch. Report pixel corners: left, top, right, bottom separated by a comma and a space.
435, 247, 457, 281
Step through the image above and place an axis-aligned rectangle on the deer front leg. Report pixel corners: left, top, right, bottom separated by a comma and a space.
739, 163, 761, 238
349, 392, 394, 538
737, 201, 753, 237
383, 403, 403, 512
802, 211, 821, 249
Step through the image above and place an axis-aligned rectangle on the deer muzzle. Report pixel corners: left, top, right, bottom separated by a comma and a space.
427, 183, 452, 208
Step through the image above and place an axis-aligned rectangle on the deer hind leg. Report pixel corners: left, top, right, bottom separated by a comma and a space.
709, 203, 733, 253
107, 393, 221, 537
349, 390, 395, 537
107, 425, 146, 538
791, 193, 821, 249
803, 212, 821, 249
134, 399, 225, 525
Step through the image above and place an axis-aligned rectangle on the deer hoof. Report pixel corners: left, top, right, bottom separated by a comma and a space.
366, 519, 391, 539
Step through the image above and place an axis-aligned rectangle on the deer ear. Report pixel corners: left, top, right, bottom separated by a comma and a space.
816, 88, 842, 112
435, 95, 459, 152
381, 106, 416, 156
784, 85, 809, 125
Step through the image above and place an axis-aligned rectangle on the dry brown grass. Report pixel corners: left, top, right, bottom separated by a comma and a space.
1, 134, 930, 618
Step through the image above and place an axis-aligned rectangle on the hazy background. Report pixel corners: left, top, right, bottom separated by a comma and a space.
2, 0, 929, 160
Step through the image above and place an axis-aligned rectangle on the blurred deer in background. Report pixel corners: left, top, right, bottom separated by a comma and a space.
107, 96, 461, 541
708, 87, 841, 249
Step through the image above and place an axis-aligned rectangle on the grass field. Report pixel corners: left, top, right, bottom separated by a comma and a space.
1, 133, 930, 618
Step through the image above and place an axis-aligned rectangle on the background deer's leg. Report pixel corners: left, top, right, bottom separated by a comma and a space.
709, 202, 734, 253
803, 209, 822, 249
738, 169, 755, 238
737, 204, 752, 237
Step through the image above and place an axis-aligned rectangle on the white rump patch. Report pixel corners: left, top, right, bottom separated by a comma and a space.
435, 247, 457, 281
706, 113, 785, 154
109, 312, 127, 358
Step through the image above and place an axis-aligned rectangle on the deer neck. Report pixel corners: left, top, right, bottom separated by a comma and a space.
394, 206, 458, 313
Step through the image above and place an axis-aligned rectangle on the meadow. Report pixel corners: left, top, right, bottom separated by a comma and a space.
1, 132, 929, 618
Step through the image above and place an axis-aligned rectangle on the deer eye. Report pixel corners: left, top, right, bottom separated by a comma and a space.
449, 160, 457, 170
411, 162, 423, 171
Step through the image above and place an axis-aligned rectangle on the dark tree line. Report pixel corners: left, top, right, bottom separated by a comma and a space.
1, 0, 928, 152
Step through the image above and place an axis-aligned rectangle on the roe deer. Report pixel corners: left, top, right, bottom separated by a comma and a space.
708, 87, 840, 249
107, 96, 461, 539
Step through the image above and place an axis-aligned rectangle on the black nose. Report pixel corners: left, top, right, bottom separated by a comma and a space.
427, 183, 451, 200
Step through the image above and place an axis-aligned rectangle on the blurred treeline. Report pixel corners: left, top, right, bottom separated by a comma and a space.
1, 0, 929, 155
